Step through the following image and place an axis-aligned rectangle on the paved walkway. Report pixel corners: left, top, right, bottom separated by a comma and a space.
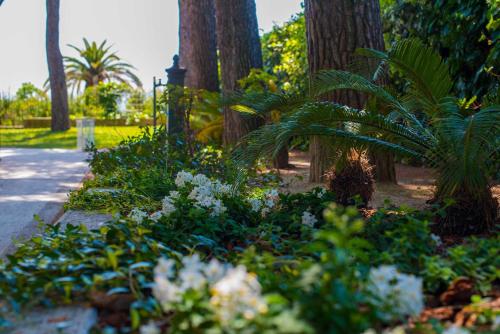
0, 148, 88, 255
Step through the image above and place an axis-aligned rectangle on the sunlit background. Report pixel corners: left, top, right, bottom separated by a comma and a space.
0, 0, 302, 93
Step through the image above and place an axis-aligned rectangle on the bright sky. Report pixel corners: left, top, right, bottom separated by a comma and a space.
0, 0, 302, 94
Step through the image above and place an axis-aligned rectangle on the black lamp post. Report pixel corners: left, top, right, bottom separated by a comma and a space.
165, 55, 187, 135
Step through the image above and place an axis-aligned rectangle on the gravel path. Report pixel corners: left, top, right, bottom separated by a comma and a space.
0, 148, 88, 255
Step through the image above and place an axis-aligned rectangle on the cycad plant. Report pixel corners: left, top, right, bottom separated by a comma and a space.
237, 39, 499, 235
64, 38, 142, 93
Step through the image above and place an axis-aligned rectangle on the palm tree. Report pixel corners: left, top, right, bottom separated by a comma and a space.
237, 39, 499, 235
64, 38, 142, 93
46, 0, 70, 131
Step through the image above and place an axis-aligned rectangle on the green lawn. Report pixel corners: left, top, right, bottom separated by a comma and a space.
0, 126, 143, 149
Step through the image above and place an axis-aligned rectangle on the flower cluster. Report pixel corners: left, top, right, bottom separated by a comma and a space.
366, 265, 424, 321
249, 188, 280, 216
161, 191, 177, 216
151, 171, 233, 219
314, 187, 327, 199
152, 254, 267, 327
301, 211, 318, 227
186, 175, 230, 217
128, 208, 148, 224
211, 265, 268, 324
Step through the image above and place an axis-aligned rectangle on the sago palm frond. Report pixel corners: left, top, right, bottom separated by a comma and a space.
357, 39, 453, 115
310, 70, 430, 136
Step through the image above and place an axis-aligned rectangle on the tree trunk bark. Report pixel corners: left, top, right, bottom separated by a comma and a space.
304, 0, 395, 182
214, 0, 263, 146
46, 0, 70, 131
179, 0, 219, 92
274, 145, 290, 169
369, 150, 396, 182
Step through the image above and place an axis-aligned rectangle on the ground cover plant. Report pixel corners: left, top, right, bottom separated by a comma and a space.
1, 126, 498, 334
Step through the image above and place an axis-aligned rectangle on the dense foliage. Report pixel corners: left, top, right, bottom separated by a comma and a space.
0, 81, 152, 124
238, 39, 500, 235
261, 13, 308, 93
0, 128, 498, 333
382, 0, 499, 99
0, 83, 50, 125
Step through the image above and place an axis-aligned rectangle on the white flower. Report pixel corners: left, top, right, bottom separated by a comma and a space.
249, 198, 262, 212
151, 255, 267, 327
153, 276, 182, 306
265, 189, 279, 199
161, 196, 176, 216
169, 190, 180, 199
181, 254, 203, 271
188, 185, 212, 201
128, 208, 148, 224
187, 183, 227, 217
430, 233, 442, 247
154, 258, 176, 279
264, 198, 276, 209
178, 267, 207, 291
175, 171, 193, 187
316, 187, 327, 198
211, 265, 267, 325
149, 211, 162, 222
213, 181, 231, 195
192, 173, 210, 186
367, 265, 423, 320
442, 325, 470, 334
301, 211, 317, 227
140, 321, 161, 334
262, 188, 280, 213
203, 258, 227, 283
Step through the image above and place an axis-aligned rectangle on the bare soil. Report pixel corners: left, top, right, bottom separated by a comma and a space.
276, 151, 500, 209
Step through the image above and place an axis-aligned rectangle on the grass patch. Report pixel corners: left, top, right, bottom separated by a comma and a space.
0, 126, 143, 149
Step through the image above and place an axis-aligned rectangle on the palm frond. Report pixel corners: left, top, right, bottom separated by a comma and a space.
358, 39, 453, 113
310, 70, 431, 137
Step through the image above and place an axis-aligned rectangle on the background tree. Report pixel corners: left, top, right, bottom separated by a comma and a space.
304, 0, 394, 182
64, 38, 142, 93
178, 0, 219, 92
46, 0, 69, 131
214, 0, 263, 145
382, 0, 499, 99
261, 13, 308, 94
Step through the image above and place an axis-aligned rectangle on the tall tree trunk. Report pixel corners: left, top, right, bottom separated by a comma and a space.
214, 0, 263, 146
179, 0, 219, 92
46, 0, 69, 131
305, 0, 395, 183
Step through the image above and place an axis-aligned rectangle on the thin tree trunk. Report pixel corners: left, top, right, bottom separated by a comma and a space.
46, 0, 69, 131
305, 0, 395, 182
179, 0, 219, 92
214, 0, 263, 146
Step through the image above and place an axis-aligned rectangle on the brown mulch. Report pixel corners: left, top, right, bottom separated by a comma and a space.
420, 282, 500, 328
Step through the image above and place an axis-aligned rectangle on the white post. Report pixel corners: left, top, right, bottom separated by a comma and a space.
76, 118, 95, 150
